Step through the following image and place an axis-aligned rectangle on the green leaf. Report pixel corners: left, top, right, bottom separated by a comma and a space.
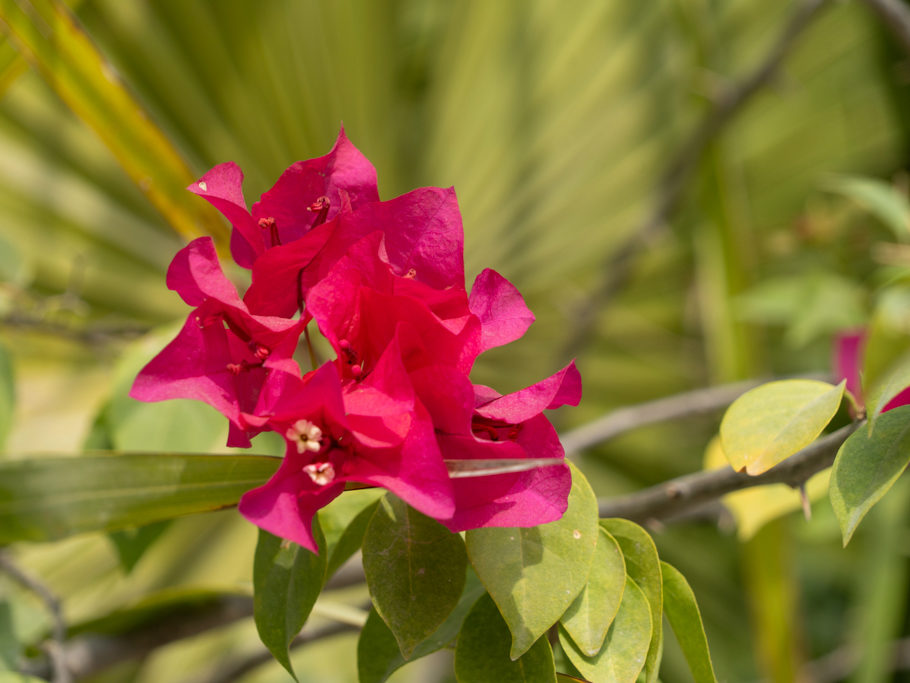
560, 527, 625, 656
362, 494, 467, 659
0, 343, 13, 453
661, 561, 717, 683
719, 379, 845, 475
318, 489, 383, 579
465, 462, 598, 660
600, 518, 663, 683
454, 592, 557, 683
0, 0, 228, 245
253, 524, 327, 681
108, 520, 170, 572
823, 174, 910, 241
0, 453, 280, 543
559, 577, 652, 683
865, 352, 910, 429
357, 570, 485, 683
830, 405, 910, 545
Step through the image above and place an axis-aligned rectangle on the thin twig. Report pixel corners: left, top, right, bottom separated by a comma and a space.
563, 0, 832, 358
597, 422, 859, 523
561, 373, 831, 455
562, 379, 766, 456
858, 0, 910, 55
1, 311, 149, 346
0, 551, 71, 683
20, 594, 253, 681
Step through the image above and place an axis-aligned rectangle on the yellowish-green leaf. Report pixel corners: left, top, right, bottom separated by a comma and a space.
466, 463, 598, 660
559, 577, 652, 683
600, 518, 662, 683
720, 379, 845, 475
0, 0, 227, 245
661, 561, 717, 683
560, 527, 625, 657
705, 435, 829, 540
830, 405, 910, 545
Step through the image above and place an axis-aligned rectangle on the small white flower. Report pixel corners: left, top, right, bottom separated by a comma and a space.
303, 461, 335, 486
286, 419, 323, 454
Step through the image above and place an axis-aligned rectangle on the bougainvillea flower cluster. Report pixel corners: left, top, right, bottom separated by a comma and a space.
131, 130, 581, 552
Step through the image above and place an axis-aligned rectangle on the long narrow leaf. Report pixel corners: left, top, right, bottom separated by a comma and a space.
0, 453, 279, 543
0, 0, 227, 244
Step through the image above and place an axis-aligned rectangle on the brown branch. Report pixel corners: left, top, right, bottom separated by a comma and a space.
0, 311, 149, 347
561, 373, 831, 456
562, 0, 832, 358
858, 0, 910, 55
597, 422, 859, 523
563, 379, 768, 456
0, 551, 71, 683
20, 594, 252, 681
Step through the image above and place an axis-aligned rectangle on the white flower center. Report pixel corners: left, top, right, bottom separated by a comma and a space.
303, 461, 335, 486
286, 419, 323, 454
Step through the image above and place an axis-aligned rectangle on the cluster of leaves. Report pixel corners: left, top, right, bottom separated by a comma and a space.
0, 452, 716, 682
718, 285, 910, 547
254, 463, 715, 683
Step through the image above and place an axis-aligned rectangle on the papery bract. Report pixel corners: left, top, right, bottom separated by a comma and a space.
189, 129, 378, 268
130, 237, 304, 447
238, 357, 453, 551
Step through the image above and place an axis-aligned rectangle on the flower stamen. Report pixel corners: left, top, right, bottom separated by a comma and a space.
258, 216, 281, 247
303, 461, 335, 486
287, 419, 323, 454
307, 196, 330, 228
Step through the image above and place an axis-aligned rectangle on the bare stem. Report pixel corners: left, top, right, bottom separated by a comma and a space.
0, 551, 71, 683
597, 422, 859, 523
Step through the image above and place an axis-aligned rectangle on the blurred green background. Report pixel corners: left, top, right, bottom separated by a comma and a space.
3, 0, 910, 681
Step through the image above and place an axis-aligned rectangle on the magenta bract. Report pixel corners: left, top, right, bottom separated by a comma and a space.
131, 129, 582, 551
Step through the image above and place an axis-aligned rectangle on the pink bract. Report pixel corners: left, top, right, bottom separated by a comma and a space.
131, 129, 582, 551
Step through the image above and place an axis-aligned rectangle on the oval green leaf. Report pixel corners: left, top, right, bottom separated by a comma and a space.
454, 592, 557, 683
253, 525, 327, 681
466, 463, 598, 660
661, 561, 717, 683
720, 379, 845, 475
0, 453, 280, 543
600, 518, 662, 683
560, 527, 625, 656
830, 404, 910, 545
559, 577, 652, 683
358, 571, 485, 683
363, 494, 467, 659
